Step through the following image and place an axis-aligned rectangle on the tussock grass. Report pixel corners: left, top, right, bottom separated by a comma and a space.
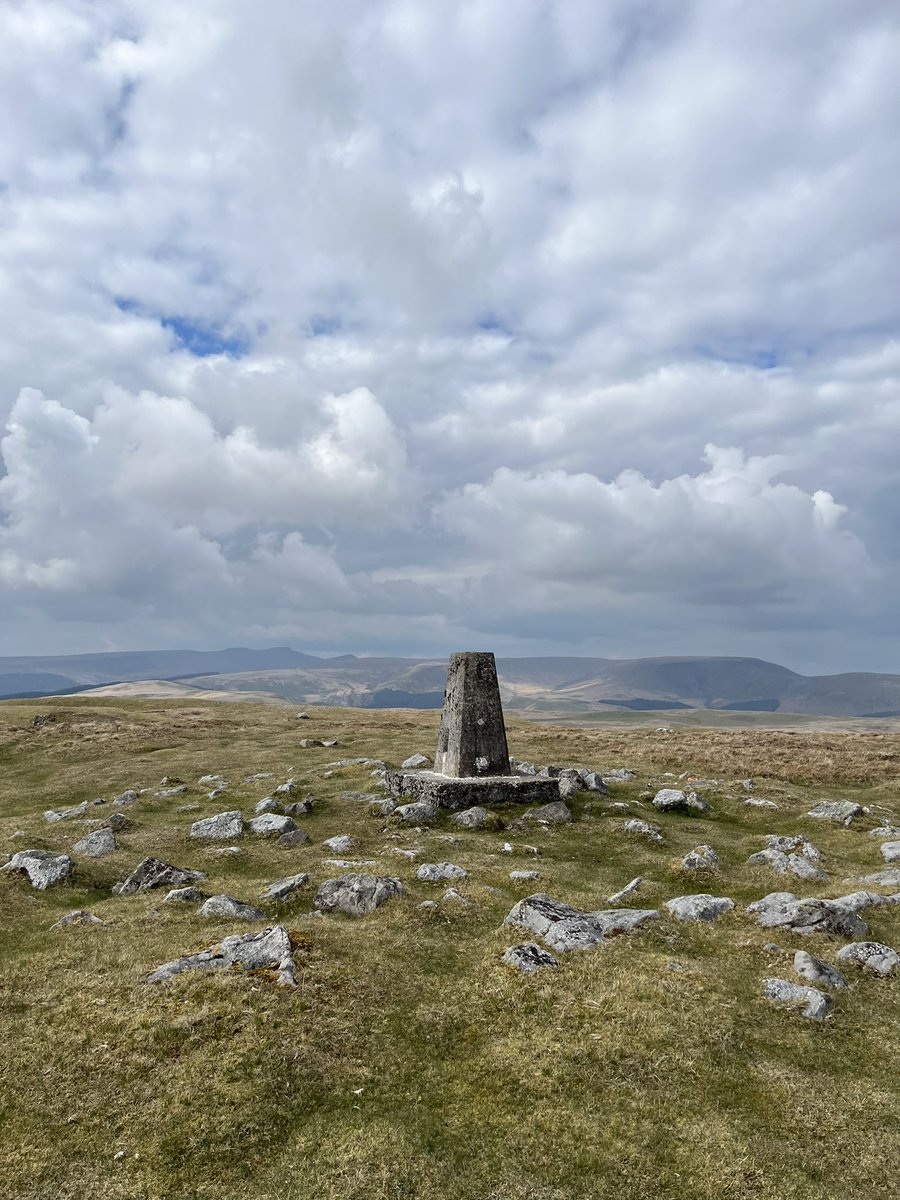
1, 698, 899, 1199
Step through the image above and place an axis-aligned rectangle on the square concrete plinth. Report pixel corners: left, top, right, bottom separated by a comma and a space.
385, 769, 561, 811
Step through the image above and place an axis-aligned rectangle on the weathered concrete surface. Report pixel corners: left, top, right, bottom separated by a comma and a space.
434, 651, 510, 777
384, 769, 560, 811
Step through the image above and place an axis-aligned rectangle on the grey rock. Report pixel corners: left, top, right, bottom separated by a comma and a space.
747, 845, 826, 881
505, 893, 659, 953
513, 761, 537, 776
176, 803, 200, 813
510, 870, 541, 881
113, 790, 140, 807
274, 780, 299, 796
524, 800, 572, 824
831, 890, 899, 912
442, 887, 471, 904
682, 845, 719, 871
835, 941, 900, 976
449, 806, 504, 831
793, 949, 847, 989
72, 827, 116, 858
255, 797, 282, 815
148, 924, 297, 986
369, 798, 398, 816
260, 872, 310, 901
856, 868, 900, 887
248, 814, 297, 836
244, 773, 274, 783
283, 798, 314, 816
502, 943, 558, 973
624, 818, 664, 843
747, 892, 868, 938
787, 854, 827, 881
1, 849, 74, 890
745, 798, 779, 809
295, 711, 309, 719
607, 876, 643, 904
114, 856, 206, 896
393, 800, 440, 824
158, 785, 188, 797
417, 862, 468, 883
868, 825, 900, 839
190, 811, 244, 841
299, 738, 325, 749
199, 894, 266, 921
763, 978, 834, 1020
807, 800, 863, 825
314, 873, 405, 916
557, 774, 584, 800
197, 774, 226, 786
163, 886, 206, 903
99, 812, 135, 832
880, 841, 900, 863
322, 835, 355, 854
44, 802, 90, 823
277, 829, 312, 848
207, 787, 228, 801
665, 894, 735, 922
401, 754, 430, 769
600, 769, 634, 784
653, 788, 710, 814
766, 834, 822, 860
51, 909, 103, 928
580, 771, 610, 793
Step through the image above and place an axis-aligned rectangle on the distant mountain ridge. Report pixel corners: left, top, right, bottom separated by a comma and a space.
4, 647, 900, 716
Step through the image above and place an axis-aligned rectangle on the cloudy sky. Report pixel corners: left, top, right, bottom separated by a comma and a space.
1, 0, 899, 672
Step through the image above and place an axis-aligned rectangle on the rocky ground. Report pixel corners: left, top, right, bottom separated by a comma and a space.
1, 698, 899, 1200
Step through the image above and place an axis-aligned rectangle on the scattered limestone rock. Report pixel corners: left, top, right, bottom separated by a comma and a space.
763, 978, 833, 1020
682, 845, 719, 871
607, 877, 643, 904
1, 849, 74, 890
299, 738, 326, 749
835, 941, 900, 976
244, 773, 273, 784
793, 949, 847, 989
665, 894, 734, 922
44, 802, 90, 823
510, 870, 541, 881
624, 818, 664, 843
274, 780, 299, 796
148, 924, 297, 986
72, 827, 116, 858
505, 893, 659, 953
260, 873, 310, 901
502, 943, 558, 973
747, 848, 827, 882
450, 806, 503, 831
369, 798, 398, 816
880, 841, 900, 863
557, 775, 584, 800
163, 886, 206, 904
524, 800, 572, 824
807, 800, 862, 825
99, 812, 135, 832
190, 811, 244, 841
322, 835, 355, 854
831, 890, 900, 912
393, 800, 440, 824
277, 829, 312, 848
199, 894, 266, 921
745, 798, 779, 809
158, 785, 188, 797
581, 771, 610, 793
283, 798, 314, 816
653, 789, 710, 814
51, 909, 102, 928
314, 873, 405, 917
248, 814, 297, 837
442, 887, 471, 904
868, 825, 900, 839
747, 892, 868, 938
255, 797, 281, 815
401, 753, 429, 769
197, 774, 226, 786
114, 857, 205, 896
766, 835, 822, 861
855, 868, 900, 888
417, 862, 467, 883
113, 790, 140, 807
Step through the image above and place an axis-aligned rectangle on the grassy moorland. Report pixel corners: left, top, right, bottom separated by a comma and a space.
1, 697, 899, 1200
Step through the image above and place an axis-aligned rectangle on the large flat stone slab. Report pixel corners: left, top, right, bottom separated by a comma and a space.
385, 769, 560, 811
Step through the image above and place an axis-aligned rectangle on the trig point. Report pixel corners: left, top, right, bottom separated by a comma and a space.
386, 651, 560, 809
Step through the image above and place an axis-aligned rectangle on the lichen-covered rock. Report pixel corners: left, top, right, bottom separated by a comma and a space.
745, 798, 779, 809
502, 943, 559, 973
880, 841, 900, 863
607, 876, 643, 904
393, 800, 440, 824
248, 813, 297, 836
199, 894, 266, 921
277, 829, 312, 848
856, 868, 900, 887
830, 890, 900, 912
524, 800, 572, 824
510, 870, 541, 881
505, 893, 659, 953
401, 753, 429, 769
254, 797, 282, 815
44, 802, 90, 823
449, 806, 503, 831
72, 827, 116, 858
148, 924, 297, 986
835, 941, 900, 976
260, 872, 310, 901
283, 798, 314, 816
748, 847, 827, 881
190, 811, 244, 841
665, 894, 735, 922
274, 779, 299, 796
323, 835, 355, 854
114, 856, 206, 896
417, 862, 467, 883
1, 849, 74, 890
747, 892, 868, 938
314, 873, 405, 916
99, 812, 135, 832
793, 949, 847, 989
624, 819, 664, 843
581, 770, 611, 792
113, 789, 140, 806
369, 798, 398, 816
557, 775, 584, 800
807, 800, 863, 825
51, 909, 102, 928
653, 789, 710, 814
163, 886, 206, 903
682, 845, 719, 871
763, 978, 833, 1020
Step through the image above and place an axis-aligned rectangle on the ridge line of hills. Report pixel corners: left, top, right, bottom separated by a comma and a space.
2, 647, 900, 717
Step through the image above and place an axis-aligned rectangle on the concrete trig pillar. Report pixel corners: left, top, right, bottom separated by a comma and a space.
434, 651, 510, 777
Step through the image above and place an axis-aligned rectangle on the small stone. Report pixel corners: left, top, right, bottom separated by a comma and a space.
652, 789, 710, 814
557, 775, 584, 800
314, 874, 405, 917
880, 841, 900, 863
580, 771, 610, 793
369, 798, 398, 816
1, 849, 74, 890
260, 873, 310, 901
277, 829, 311, 848
208, 787, 228, 800
190, 811, 244, 841
793, 949, 847, 989
502, 943, 558, 973
835, 941, 900, 976
176, 803, 200, 813
255, 797, 282, 815
199, 895, 266, 921
442, 887, 471, 904
450, 806, 504, 831
44, 802, 90, 823
51, 910, 102, 928
274, 780, 299, 796
524, 800, 572, 824
401, 754, 430, 769
417, 862, 468, 883
244, 773, 274, 783
197, 774, 225, 786
157, 785, 188, 797
624, 819, 664, 843
393, 800, 440, 824
299, 739, 324, 749
607, 877, 643, 904
283, 797, 314, 816
665, 894, 734, 922
72, 827, 116, 858
868, 825, 900, 839
114, 857, 206, 896
163, 886, 206, 904
248, 814, 297, 836
113, 790, 140, 807
210, 846, 244, 857
807, 800, 863, 825
418, 900, 438, 909
745, 798, 779, 809
763, 978, 833, 1020
323, 835, 355, 854
295, 712, 309, 719
510, 870, 541, 881
856, 868, 900, 887
99, 812, 135, 832
681, 845, 719, 871
600, 769, 634, 784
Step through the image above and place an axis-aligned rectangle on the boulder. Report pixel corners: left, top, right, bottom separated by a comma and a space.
114, 857, 205, 896
401, 753, 430, 769
299, 739, 326, 749
766, 834, 822, 860
624, 819, 664, 843
393, 800, 440, 825
747, 848, 826, 881
505, 893, 659, 953
199, 894, 266, 921
835, 941, 900, 976
248, 814, 297, 836
254, 797, 282, 815
793, 949, 847, 990
72, 827, 116, 858
322, 835, 355, 854
190, 811, 244, 841
856, 868, 900, 887
113, 790, 140, 807
880, 841, 900, 863
417, 862, 468, 883
763, 978, 833, 1020
1, 849, 74, 890
807, 800, 863, 825
665, 894, 735, 922
450, 806, 503, 831
502, 943, 559, 973
314, 873, 405, 917
682, 845, 719, 871
277, 829, 312, 848
652, 789, 710, 814
747, 892, 868, 939
163, 886, 206, 903
369, 798, 398, 816
148, 924, 297, 986
580, 771, 610, 793
557, 774, 584, 800
260, 872, 310, 901
831, 890, 900, 912
99, 812, 135, 832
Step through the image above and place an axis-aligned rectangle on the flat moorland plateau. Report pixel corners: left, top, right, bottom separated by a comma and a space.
1, 698, 899, 1200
